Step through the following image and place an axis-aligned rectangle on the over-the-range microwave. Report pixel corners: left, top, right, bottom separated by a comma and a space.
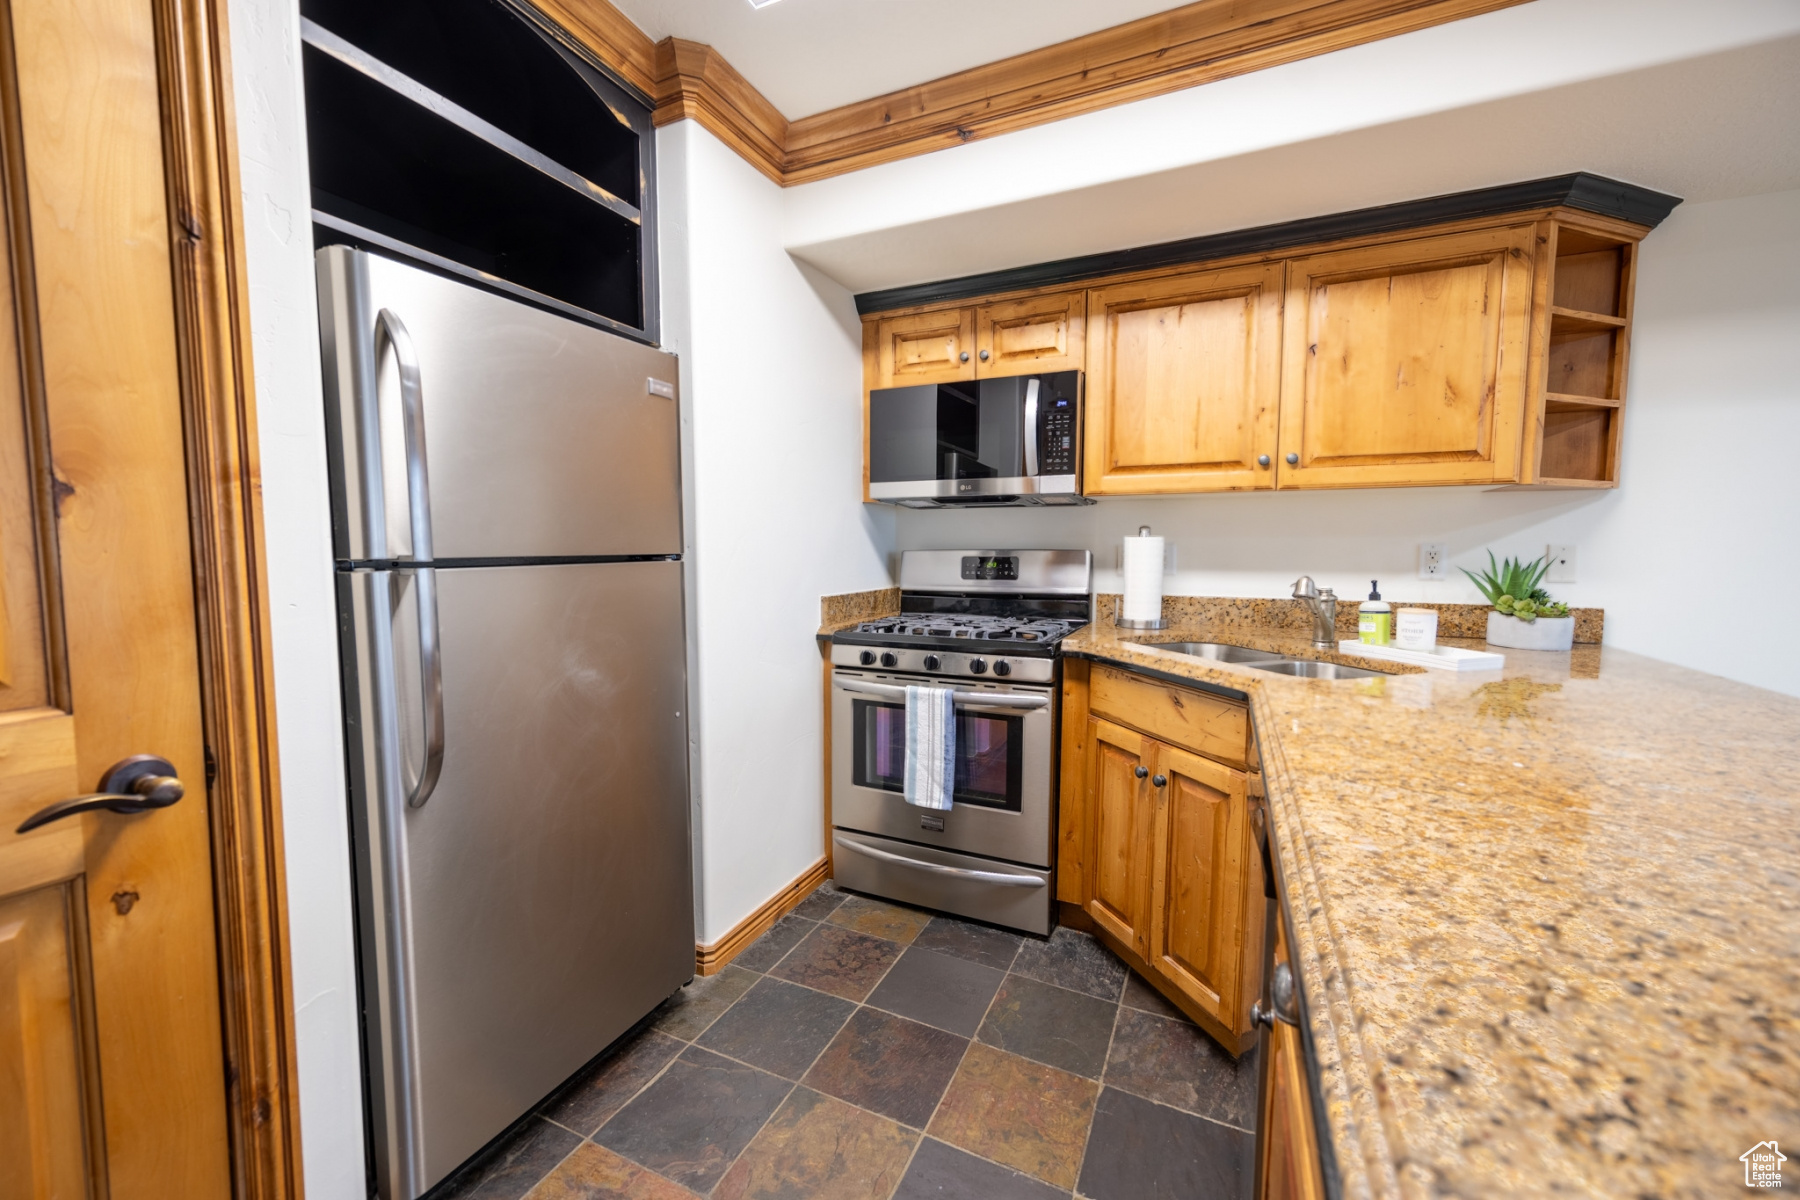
867, 370, 1093, 508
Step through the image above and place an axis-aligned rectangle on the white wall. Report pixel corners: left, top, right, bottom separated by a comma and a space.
657, 122, 895, 944
227, 0, 367, 1194
784, 0, 1800, 292
893, 189, 1800, 697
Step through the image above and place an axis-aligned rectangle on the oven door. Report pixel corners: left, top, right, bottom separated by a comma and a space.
830, 669, 1055, 868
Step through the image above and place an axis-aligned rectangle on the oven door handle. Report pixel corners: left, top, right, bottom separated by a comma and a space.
834, 679, 1049, 710
834, 835, 1047, 888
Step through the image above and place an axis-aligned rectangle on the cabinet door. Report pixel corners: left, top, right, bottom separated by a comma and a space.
1276, 224, 1535, 488
975, 291, 1084, 376
873, 308, 976, 387
1085, 718, 1156, 956
1147, 743, 1252, 1032
1256, 1019, 1327, 1200
1084, 263, 1284, 495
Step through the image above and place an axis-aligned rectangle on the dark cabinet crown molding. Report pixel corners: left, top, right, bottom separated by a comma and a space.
854, 173, 1681, 315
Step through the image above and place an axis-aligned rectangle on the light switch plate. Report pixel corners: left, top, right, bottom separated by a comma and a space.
1546, 544, 1577, 583
1419, 543, 1449, 580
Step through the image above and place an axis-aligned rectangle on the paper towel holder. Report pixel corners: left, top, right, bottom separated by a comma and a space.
1116, 525, 1168, 630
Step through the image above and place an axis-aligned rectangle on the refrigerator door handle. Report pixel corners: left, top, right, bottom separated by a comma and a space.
398, 565, 446, 809
378, 308, 445, 809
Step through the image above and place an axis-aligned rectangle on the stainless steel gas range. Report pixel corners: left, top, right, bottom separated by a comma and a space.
829, 550, 1091, 935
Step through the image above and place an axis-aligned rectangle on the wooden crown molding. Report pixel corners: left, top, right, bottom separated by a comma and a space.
651, 38, 788, 185
539, 0, 1529, 186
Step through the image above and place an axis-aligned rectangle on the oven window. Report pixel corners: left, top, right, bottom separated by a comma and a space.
850, 699, 1025, 812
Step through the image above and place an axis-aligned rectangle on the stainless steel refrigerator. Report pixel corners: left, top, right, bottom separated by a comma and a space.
316, 246, 694, 1200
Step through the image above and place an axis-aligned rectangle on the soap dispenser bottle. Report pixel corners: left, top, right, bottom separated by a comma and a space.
1359, 581, 1391, 645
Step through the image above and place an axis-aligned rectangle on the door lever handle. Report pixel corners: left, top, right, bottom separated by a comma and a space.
16, 755, 186, 834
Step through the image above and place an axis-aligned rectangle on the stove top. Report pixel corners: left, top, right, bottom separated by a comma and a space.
836, 612, 1085, 654
831, 549, 1093, 662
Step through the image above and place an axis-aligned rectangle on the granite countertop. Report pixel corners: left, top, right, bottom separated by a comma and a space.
1064, 617, 1800, 1198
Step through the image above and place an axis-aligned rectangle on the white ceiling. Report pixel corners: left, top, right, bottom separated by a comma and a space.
605, 0, 1188, 118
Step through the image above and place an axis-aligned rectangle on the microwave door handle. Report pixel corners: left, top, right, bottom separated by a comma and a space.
1023, 377, 1040, 477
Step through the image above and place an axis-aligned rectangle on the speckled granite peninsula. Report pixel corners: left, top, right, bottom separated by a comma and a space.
1064, 604, 1800, 1199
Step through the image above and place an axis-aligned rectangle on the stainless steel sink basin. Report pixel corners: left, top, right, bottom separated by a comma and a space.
1131, 642, 1285, 663
1247, 659, 1385, 680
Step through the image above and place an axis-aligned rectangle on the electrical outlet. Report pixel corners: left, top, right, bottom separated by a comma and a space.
1419, 543, 1449, 581
1546, 544, 1576, 584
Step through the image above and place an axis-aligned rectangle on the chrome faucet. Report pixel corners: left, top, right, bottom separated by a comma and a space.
1292, 576, 1338, 648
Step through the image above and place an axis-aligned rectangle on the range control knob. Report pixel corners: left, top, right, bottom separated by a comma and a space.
969, 658, 988, 674
880, 652, 899, 668
922, 654, 941, 671
992, 660, 1012, 677
858, 650, 876, 666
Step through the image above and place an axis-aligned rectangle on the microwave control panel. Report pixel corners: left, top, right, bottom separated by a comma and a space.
1040, 394, 1076, 476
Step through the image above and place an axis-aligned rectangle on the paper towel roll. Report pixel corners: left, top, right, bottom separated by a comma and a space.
1121, 526, 1165, 626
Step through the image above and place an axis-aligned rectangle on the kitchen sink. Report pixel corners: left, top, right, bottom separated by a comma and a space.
1247, 659, 1386, 680
1131, 642, 1285, 663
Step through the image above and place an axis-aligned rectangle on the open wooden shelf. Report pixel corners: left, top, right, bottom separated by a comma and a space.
1545, 392, 1622, 412
1549, 306, 1628, 333
1520, 217, 1638, 488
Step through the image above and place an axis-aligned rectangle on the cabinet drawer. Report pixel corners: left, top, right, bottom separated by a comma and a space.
1089, 665, 1248, 766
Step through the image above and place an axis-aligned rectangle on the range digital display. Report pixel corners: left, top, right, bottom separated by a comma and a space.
961, 555, 1019, 581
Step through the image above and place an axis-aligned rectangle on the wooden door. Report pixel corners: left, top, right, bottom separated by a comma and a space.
974, 291, 1084, 377
1276, 224, 1535, 488
1147, 743, 1251, 1034
0, 0, 233, 1194
1084, 718, 1156, 956
872, 307, 976, 387
1084, 262, 1284, 494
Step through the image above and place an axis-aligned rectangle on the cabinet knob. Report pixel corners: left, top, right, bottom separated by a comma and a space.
1286, 452, 1299, 465
1258, 454, 1270, 468
1152, 774, 1167, 788
959, 351, 970, 363
1134, 765, 1148, 779
979, 349, 990, 361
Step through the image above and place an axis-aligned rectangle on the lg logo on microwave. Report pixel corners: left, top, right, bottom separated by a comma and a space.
958, 482, 976, 492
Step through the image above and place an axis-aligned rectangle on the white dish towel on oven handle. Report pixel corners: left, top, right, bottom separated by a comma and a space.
903, 684, 956, 810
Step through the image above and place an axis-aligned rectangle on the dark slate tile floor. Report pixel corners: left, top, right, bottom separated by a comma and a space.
430, 882, 1256, 1200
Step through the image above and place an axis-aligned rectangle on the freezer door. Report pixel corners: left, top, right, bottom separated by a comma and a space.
318, 245, 682, 561
341, 560, 693, 1198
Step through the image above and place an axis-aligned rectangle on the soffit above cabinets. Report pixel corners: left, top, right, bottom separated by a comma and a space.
603, 0, 1187, 119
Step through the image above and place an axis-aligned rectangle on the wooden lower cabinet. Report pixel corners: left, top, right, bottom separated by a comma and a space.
1063, 661, 1260, 1052
1148, 744, 1252, 1033
1085, 718, 1157, 956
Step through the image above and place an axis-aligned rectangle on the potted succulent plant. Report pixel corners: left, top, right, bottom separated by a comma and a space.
1461, 551, 1575, 651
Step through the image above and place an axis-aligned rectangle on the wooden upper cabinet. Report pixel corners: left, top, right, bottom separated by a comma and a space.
1148, 743, 1252, 1035
1085, 263, 1284, 494
872, 308, 976, 387
1276, 224, 1536, 488
974, 291, 1084, 377
1085, 717, 1157, 957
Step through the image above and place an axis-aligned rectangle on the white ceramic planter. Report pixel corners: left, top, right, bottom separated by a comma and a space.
1485, 611, 1575, 651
